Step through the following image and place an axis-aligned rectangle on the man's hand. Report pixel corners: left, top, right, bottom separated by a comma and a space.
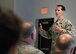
39, 23, 44, 31
55, 25, 63, 32
53, 24, 63, 32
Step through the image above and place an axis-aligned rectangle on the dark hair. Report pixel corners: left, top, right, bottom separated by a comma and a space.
57, 5, 66, 11
0, 6, 22, 54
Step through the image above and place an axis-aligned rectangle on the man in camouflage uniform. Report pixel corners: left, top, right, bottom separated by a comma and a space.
39, 5, 76, 53
15, 22, 45, 54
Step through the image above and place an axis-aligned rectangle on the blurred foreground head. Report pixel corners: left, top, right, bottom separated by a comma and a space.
0, 6, 22, 54
56, 33, 74, 52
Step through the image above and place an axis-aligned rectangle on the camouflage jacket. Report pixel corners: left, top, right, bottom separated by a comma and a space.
9, 41, 45, 54
39, 18, 76, 40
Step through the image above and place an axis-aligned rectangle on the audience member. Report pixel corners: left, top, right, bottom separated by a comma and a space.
52, 33, 75, 54
0, 6, 22, 54
9, 22, 45, 54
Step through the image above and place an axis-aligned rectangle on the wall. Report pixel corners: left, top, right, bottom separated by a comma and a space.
15, 0, 36, 22
15, 0, 56, 23
0, 0, 15, 10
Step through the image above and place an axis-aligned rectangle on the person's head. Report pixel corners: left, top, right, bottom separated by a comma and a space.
55, 5, 66, 19
55, 33, 74, 52
0, 6, 22, 54
20, 22, 36, 44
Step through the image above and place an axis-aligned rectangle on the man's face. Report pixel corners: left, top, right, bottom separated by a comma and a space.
55, 6, 64, 19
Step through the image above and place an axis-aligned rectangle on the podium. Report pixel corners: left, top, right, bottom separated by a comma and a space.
37, 18, 54, 54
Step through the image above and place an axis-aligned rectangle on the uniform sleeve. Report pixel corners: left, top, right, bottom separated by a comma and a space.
39, 29, 52, 39
62, 20, 76, 37
37, 51, 45, 54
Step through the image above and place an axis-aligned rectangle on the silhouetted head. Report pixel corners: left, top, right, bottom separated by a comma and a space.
20, 22, 36, 44
56, 33, 74, 51
0, 6, 22, 54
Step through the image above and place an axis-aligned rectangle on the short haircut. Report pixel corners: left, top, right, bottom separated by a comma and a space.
22, 22, 35, 38
0, 6, 22, 54
57, 5, 66, 11
56, 34, 74, 50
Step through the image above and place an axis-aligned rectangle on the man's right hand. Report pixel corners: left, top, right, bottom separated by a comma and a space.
39, 23, 44, 31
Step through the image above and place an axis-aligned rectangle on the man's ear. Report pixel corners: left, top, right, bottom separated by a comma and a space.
31, 32, 34, 40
